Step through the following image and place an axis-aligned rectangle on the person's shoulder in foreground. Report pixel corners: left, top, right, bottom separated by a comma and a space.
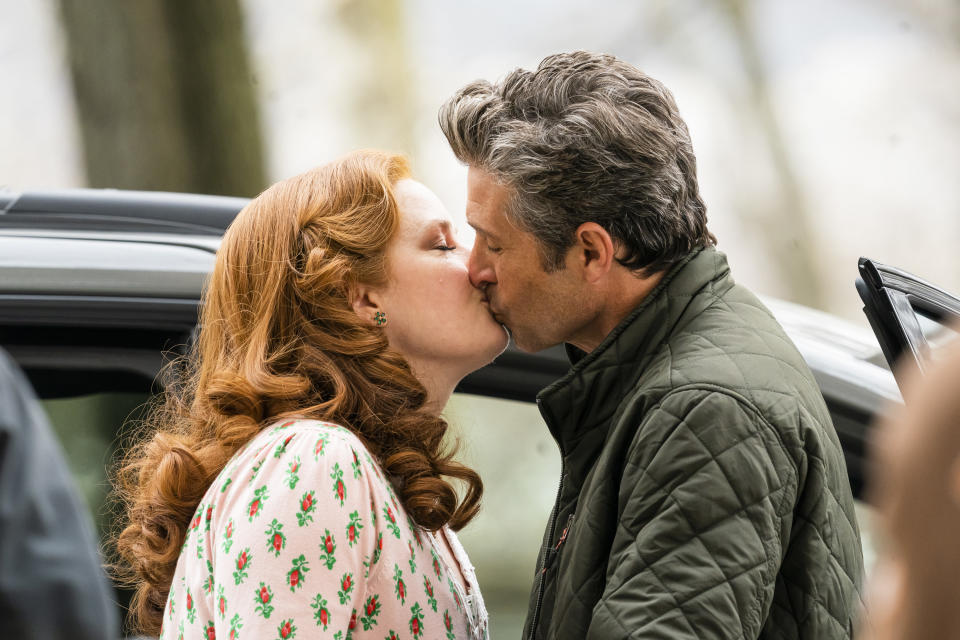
0, 347, 118, 640
162, 418, 485, 640
440, 50, 863, 639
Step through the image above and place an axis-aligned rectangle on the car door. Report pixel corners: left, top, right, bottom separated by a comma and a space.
856, 257, 960, 391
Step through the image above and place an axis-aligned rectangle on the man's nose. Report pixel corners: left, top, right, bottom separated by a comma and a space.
468, 241, 496, 290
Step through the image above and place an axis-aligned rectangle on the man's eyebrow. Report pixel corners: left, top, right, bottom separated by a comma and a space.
468, 222, 498, 241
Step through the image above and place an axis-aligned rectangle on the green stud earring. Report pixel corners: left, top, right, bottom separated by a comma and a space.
374, 311, 387, 326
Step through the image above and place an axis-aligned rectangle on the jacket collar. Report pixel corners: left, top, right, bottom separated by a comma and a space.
537, 245, 732, 454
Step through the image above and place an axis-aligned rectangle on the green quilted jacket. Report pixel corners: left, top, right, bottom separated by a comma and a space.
522, 246, 864, 639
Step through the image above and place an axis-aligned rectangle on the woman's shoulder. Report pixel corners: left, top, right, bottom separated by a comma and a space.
240, 417, 372, 462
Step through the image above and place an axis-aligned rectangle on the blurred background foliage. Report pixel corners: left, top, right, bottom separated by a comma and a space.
3, 0, 959, 636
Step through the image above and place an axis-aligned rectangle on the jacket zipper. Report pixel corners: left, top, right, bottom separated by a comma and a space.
528, 397, 564, 639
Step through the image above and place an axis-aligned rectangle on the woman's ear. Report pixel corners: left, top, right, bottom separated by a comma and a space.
350, 284, 383, 326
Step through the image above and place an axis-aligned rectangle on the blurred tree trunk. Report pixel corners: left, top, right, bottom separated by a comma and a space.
57, 0, 266, 196
719, 0, 826, 309
334, 0, 417, 159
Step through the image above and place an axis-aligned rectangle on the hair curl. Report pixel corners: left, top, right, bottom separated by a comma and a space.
112, 150, 482, 635
439, 50, 716, 275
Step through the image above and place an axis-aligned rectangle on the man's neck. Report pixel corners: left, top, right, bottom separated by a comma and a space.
568, 269, 665, 354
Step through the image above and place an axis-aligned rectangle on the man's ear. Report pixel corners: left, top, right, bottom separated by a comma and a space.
573, 222, 615, 283
349, 283, 383, 326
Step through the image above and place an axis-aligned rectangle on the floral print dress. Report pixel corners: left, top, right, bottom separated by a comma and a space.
160, 419, 489, 640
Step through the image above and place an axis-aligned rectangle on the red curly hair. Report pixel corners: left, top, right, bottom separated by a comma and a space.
113, 150, 483, 635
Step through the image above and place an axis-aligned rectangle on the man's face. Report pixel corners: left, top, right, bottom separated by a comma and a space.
465, 166, 589, 353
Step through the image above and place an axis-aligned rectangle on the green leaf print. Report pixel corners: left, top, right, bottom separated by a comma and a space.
423, 575, 438, 612
217, 583, 228, 619
338, 572, 355, 605
222, 518, 236, 555
319, 528, 337, 570
409, 602, 425, 639
285, 455, 301, 489
254, 582, 274, 619
265, 518, 287, 557
311, 593, 331, 630
360, 594, 382, 630
233, 547, 251, 585
247, 485, 269, 522
296, 490, 316, 527
346, 510, 364, 548
350, 448, 362, 479
383, 504, 401, 538
229, 612, 244, 640
393, 564, 406, 605
444, 610, 456, 640
287, 554, 310, 593
274, 433, 296, 458
331, 463, 346, 506
276, 618, 297, 640
185, 588, 197, 624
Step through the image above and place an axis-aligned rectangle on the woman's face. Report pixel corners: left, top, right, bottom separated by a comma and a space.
372, 179, 509, 381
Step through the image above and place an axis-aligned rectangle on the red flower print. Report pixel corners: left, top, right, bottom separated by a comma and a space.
232, 547, 251, 585
301, 493, 312, 511
384, 505, 401, 538
254, 582, 274, 619
204, 621, 215, 640
276, 618, 296, 639
345, 510, 364, 548
247, 485, 268, 522
410, 602, 427, 637
310, 594, 330, 629
349, 610, 357, 630
286, 554, 309, 593
338, 572, 354, 604
319, 528, 337, 570
331, 463, 346, 506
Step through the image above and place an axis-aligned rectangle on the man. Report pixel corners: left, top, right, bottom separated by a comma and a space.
440, 51, 863, 639
863, 336, 960, 639
0, 347, 118, 639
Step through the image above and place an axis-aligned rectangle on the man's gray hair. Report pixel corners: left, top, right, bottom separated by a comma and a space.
439, 51, 716, 274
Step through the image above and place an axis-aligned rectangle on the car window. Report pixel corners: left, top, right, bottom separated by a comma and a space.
915, 309, 960, 355
41, 391, 149, 533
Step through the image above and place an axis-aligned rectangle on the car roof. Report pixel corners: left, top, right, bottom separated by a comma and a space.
0, 188, 901, 413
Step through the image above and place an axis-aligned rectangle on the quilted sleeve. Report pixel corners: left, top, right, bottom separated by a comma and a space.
587, 389, 799, 639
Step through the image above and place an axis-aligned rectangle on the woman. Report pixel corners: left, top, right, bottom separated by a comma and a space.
114, 151, 508, 640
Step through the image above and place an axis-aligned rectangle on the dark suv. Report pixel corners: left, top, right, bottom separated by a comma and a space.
1, 188, 957, 636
